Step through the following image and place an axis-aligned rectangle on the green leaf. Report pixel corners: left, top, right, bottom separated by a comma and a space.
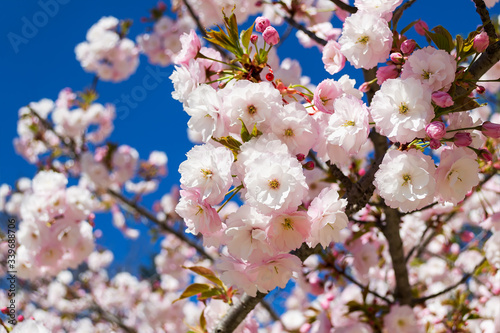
199, 309, 207, 330
212, 136, 241, 156
184, 266, 224, 287
173, 283, 212, 303
198, 288, 223, 300
241, 23, 255, 51
251, 123, 262, 137
240, 119, 251, 142
425, 26, 454, 52
400, 20, 418, 35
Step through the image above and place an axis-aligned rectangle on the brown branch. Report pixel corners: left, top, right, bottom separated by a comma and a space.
472, 0, 498, 41
412, 259, 486, 305
330, 0, 357, 14
107, 188, 214, 262
213, 243, 322, 333
392, 0, 418, 32
379, 206, 412, 305
283, 15, 327, 47
327, 161, 353, 192
214, 292, 267, 333
182, 0, 229, 58
331, 264, 393, 304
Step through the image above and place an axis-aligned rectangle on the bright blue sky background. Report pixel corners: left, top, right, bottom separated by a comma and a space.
0, 1, 496, 276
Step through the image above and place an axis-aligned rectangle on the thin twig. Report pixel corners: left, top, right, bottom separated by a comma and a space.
182, 0, 229, 58
327, 161, 353, 192
283, 15, 327, 47
330, 0, 357, 14
392, 0, 418, 31
107, 188, 214, 262
412, 259, 486, 305
472, 0, 498, 41
331, 264, 393, 304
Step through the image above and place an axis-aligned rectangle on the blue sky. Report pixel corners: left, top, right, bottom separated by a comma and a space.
0, 1, 496, 273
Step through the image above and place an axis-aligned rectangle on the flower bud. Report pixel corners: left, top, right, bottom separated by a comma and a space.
454, 132, 472, 147
415, 20, 429, 36
266, 72, 274, 81
359, 81, 371, 93
263, 26, 279, 45
18, 315, 25, 322
431, 91, 454, 108
250, 34, 258, 44
376, 64, 399, 84
479, 149, 493, 162
303, 161, 315, 170
296, 153, 306, 161
481, 121, 500, 138
255, 16, 270, 33
474, 31, 489, 53
401, 39, 416, 54
426, 121, 446, 139
0, 307, 7, 314
390, 52, 404, 64
429, 138, 442, 149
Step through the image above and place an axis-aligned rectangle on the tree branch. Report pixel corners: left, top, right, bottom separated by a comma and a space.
213, 243, 322, 333
412, 259, 486, 305
392, 0, 418, 32
283, 15, 327, 47
214, 292, 267, 333
472, 0, 498, 41
330, 0, 357, 14
331, 264, 393, 304
182, 0, 229, 58
107, 188, 214, 262
379, 206, 412, 305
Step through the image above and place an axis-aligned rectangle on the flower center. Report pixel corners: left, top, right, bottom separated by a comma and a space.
343, 120, 356, 127
357, 35, 369, 44
268, 179, 280, 189
201, 169, 213, 179
282, 218, 294, 230
399, 103, 409, 114
284, 128, 294, 137
247, 104, 257, 115
402, 174, 411, 186
422, 70, 432, 80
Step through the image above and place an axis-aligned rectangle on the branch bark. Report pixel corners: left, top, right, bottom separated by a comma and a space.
379, 206, 413, 305
108, 188, 214, 262
330, 0, 357, 14
283, 15, 327, 47
472, 0, 498, 41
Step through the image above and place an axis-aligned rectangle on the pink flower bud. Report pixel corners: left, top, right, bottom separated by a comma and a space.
480, 149, 493, 162
296, 153, 306, 161
359, 81, 371, 93
415, 20, 429, 36
476, 85, 486, 94
157, 1, 167, 11
376, 64, 399, 84
426, 121, 446, 139
263, 26, 279, 45
401, 39, 416, 54
303, 161, 315, 170
481, 121, 500, 138
250, 34, 258, 44
474, 31, 489, 53
255, 16, 270, 33
454, 132, 472, 147
431, 91, 454, 108
390, 52, 404, 63
0, 307, 7, 314
18, 315, 25, 322
429, 138, 442, 149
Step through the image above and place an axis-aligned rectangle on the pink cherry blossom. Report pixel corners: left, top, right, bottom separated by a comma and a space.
322, 40, 345, 75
